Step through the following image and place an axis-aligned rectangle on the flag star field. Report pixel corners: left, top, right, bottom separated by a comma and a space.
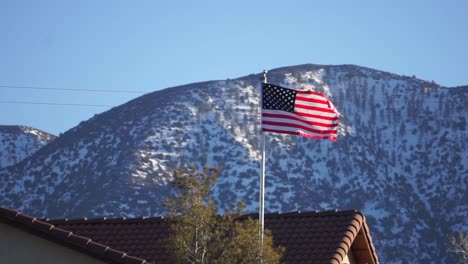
262, 84, 297, 113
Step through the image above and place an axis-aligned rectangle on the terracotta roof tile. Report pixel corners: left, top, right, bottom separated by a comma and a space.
48, 226, 73, 241
0, 206, 148, 264
1, 206, 379, 264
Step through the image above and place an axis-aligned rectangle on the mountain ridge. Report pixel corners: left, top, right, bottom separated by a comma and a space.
0, 125, 56, 169
0, 64, 466, 263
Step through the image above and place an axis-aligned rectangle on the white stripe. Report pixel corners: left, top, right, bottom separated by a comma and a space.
262, 109, 338, 123
261, 124, 337, 137
262, 115, 338, 131
294, 100, 329, 108
262, 113, 338, 125
296, 93, 329, 102
295, 94, 340, 114
294, 107, 338, 118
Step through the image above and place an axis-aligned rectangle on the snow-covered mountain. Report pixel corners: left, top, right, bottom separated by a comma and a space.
0, 64, 466, 263
0, 125, 56, 169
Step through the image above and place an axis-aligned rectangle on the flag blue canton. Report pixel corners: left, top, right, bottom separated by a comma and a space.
262, 83, 296, 113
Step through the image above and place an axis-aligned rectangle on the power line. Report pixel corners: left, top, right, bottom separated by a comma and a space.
0, 100, 114, 108
0, 85, 148, 94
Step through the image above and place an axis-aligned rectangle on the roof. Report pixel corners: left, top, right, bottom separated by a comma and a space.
0, 206, 379, 264
0, 206, 148, 264
257, 210, 380, 264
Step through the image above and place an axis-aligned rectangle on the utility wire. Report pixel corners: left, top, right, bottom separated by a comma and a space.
0, 85, 148, 94
0, 100, 113, 108
0, 84, 142, 108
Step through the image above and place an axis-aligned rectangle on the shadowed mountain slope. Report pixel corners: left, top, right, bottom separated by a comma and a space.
1, 64, 466, 263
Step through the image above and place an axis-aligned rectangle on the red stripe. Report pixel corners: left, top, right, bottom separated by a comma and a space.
262, 113, 338, 128
296, 90, 323, 96
262, 120, 337, 134
295, 103, 337, 114
262, 128, 300, 136
262, 128, 337, 142
294, 111, 339, 121
295, 96, 329, 105
298, 131, 337, 141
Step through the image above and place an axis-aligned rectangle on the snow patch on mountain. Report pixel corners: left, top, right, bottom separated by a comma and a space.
0, 64, 466, 263
0, 125, 55, 169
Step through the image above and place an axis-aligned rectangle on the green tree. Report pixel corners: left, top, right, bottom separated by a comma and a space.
165, 166, 283, 264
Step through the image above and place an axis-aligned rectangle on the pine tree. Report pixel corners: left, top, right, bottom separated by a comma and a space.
165, 166, 283, 264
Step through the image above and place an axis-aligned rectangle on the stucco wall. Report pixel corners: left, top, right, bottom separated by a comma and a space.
343, 250, 357, 264
0, 222, 104, 264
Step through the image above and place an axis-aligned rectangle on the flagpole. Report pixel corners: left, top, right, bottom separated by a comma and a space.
259, 70, 267, 244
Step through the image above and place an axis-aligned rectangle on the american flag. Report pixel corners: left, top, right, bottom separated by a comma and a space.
261, 83, 339, 141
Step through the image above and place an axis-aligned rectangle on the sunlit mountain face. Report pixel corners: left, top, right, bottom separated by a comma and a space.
1, 64, 466, 263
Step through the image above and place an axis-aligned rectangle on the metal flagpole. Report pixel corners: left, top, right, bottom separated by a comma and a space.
259, 70, 267, 244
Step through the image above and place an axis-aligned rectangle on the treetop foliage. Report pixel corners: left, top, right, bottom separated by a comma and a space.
164, 166, 283, 264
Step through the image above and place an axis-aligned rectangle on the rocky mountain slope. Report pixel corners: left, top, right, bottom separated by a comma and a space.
0, 64, 466, 263
0, 125, 55, 169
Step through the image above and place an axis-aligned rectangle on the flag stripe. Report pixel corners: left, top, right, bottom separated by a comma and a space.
296, 90, 322, 96
261, 125, 337, 136
262, 120, 337, 134
262, 127, 338, 141
295, 103, 337, 114
262, 112, 338, 128
294, 111, 339, 121
262, 109, 338, 122
295, 96, 330, 105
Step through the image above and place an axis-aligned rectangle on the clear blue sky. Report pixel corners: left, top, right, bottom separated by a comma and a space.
1, 0, 467, 135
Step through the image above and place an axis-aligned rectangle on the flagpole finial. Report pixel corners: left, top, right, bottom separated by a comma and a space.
262, 70, 268, 83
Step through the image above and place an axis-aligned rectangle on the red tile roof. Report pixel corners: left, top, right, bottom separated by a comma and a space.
255, 211, 379, 264
0, 207, 379, 264
0, 206, 148, 264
